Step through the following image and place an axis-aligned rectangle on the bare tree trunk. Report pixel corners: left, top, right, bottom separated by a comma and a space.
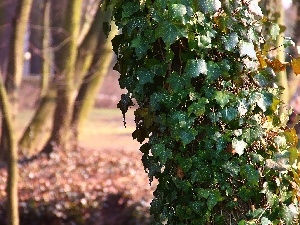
41, 0, 51, 98
29, 0, 43, 75
71, 18, 117, 145
0, 0, 33, 161
19, 87, 56, 156
42, 0, 82, 154
0, 77, 19, 225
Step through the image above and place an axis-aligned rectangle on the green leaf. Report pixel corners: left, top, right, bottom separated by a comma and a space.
270, 23, 280, 40
261, 217, 272, 225
178, 157, 193, 173
197, 188, 210, 199
179, 129, 198, 145
136, 67, 155, 85
288, 147, 298, 165
221, 107, 238, 122
170, 4, 187, 22
152, 144, 172, 164
197, 0, 221, 14
223, 160, 240, 176
256, 92, 273, 112
238, 41, 256, 59
207, 190, 223, 210
214, 91, 232, 108
187, 97, 208, 116
240, 165, 260, 186
122, 2, 140, 18
131, 35, 150, 59
185, 59, 207, 77
155, 21, 187, 46
206, 61, 222, 82
222, 32, 239, 51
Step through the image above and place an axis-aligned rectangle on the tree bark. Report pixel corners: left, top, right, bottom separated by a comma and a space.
0, 0, 33, 161
42, 0, 83, 154
19, 87, 56, 156
71, 17, 117, 145
0, 77, 19, 225
29, 0, 43, 75
41, 0, 51, 98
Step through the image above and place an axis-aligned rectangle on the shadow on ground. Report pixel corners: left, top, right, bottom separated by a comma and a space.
0, 192, 152, 225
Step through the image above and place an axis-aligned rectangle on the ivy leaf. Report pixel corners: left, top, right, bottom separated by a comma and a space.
232, 138, 247, 156
221, 107, 238, 122
238, 41, 257, 59
207, 190, 223, 210
222, 33, 239, 51
291, 57, 300, 75
288, 147, 298, 166
179, 129, 198, 146
185, 59, 207, 77
152, 144, 172, 164
256, 92, 273, 112
170, 4, 187, 22
261, 217, 272, 225
281, 205, 298, 225
214, 91, 232, 108
266, 58, 286, 73
240, 164, 260, 186
155, 20, 187, 46
206, 61, 222, 82
187, 97, 208, 116
131, 35, 150, 59
122, 2, 140, 18
136, 67, 155, 85
238, 99, 248, 116
197, 0, 221, 14
270, 23, 280, 40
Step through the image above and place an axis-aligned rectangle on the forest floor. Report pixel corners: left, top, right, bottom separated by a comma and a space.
0, 71, 156, 225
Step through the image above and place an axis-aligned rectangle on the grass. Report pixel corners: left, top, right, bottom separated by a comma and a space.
15, 107, 138, 151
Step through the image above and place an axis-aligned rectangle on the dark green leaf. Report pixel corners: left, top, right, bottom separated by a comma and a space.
185, 59, 207, 77
152, 144, 172, 164
240, 165, 260, 186
155, 21, 188, 45
207, 190, 223, 210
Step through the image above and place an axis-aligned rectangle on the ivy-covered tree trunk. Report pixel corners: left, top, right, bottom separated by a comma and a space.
112, 0, 300, 224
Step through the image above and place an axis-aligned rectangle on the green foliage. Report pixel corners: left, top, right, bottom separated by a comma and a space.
111, 0, 300, 224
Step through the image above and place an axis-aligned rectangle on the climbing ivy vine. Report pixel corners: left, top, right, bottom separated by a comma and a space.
110, 0, 300, 224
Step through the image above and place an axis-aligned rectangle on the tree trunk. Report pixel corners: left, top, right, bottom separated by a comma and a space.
29, 0, 43, 75
0, 0, 33, 161
0, 77, 19, 225
42, 0, 82, 154
71, 18, 117, 145
41, 0, 51, 98
19, 87, 56, 157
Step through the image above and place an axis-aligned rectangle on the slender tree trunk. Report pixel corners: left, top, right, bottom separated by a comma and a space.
41, 0, 51, 98
29, 0, 43, 75
42, 0, 82, 154
275, 0, 289, 111
71, 18, 117, 145
0, 0, 33, 161
0, 77, 19, 225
